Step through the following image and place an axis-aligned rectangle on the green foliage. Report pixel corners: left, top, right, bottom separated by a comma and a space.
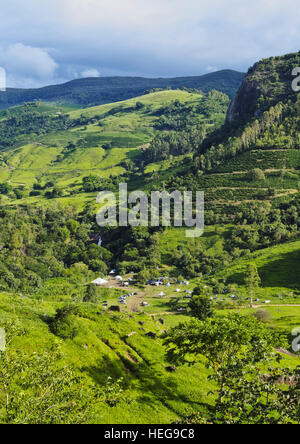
163, 313, 300, 424
0, 205, 115, 291
164, 313, 283, 366
84, 284, 98, 303
189, 296, 214, 320
247, 168, 266, 182
0, 183, 12, 195
135, 269, 151, 285
82, 175, 116, 192
0, 321, 124, 424
0, 103, 72, 149
47, 304, 79, 340
144, 91, 229, 164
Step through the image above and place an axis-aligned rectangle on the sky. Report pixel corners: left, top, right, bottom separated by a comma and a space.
0, 0, 299, 88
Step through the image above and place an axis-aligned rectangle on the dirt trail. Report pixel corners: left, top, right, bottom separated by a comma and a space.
210, 168, 296, 176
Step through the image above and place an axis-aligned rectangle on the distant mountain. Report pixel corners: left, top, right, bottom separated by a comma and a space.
0, 70, 244, 109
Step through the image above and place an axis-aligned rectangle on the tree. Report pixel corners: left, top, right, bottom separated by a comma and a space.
135, 269, 151, 285
47, 304, 79, 340
65, 141, 76, 151
84, 284, 98, 303
245, 263, 261, 307
163, 314, 294, 424
135, 101, 144, 110
0, 183, 12, 195
189, 296, 214, 320
247, 168, 266, 182
189, 287, 214, 320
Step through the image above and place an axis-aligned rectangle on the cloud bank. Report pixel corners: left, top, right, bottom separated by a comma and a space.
0, 0, 299, 87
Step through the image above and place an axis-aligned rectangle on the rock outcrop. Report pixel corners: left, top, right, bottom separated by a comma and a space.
226, 78, 260, 123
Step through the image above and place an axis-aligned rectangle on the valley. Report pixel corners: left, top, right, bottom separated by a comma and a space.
0, 51, 300, 424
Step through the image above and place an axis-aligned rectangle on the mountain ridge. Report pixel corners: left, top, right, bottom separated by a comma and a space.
0, 69, 244, 109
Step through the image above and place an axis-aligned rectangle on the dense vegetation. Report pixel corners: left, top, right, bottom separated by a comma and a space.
144, 90, 229, 163
0, 103, 71, 149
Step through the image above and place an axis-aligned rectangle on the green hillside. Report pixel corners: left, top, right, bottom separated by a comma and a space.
0, 89, 229, 200
0, 292, 214, 424
1, 53, 300, 424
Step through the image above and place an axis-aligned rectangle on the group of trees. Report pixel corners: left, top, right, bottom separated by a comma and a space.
0, 205, 166, 292
82, 175, 118, 193
227, 197, 300, 251
143, 91, 229, 164
0, 104, 71, 149
161, 195, 300, 281
0, 205, 113, 292
144, 88, 300, 172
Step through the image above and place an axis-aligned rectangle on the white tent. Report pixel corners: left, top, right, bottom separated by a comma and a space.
92, 278, 108, 286
115, 276, 123, 281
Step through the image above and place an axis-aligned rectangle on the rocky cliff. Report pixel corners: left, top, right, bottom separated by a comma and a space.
227, 51, 300, 124
226, 78, 260, 123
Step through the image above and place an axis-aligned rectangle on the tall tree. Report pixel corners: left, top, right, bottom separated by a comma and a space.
245, 263, 261, 307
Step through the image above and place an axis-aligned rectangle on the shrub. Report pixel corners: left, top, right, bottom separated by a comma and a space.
254, 309, 271, 324
189, 292, 214, 321
247, 168, 266, 182
47, 304, 78, 340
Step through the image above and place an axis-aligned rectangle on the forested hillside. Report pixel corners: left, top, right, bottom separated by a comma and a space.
0, 70, 244, 109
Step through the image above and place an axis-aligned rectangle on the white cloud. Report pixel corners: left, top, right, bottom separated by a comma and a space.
0, 1, 300, 86
81, 68, 100, 78
0, 43, 58, 87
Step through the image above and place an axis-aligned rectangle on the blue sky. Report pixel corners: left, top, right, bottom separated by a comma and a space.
0, 0, 299, 87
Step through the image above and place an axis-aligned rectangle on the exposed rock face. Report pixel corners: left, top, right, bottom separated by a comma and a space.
226, 78, 261, 123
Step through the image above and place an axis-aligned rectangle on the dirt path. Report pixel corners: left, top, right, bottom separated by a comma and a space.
149, 305, 300, 316
209, 168, 296, 176
253, 304, 300, 308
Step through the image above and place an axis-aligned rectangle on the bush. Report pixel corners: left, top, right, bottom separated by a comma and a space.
83, 284, 98, 303
47, 305, 78, 340
254, 309, 271, 324
247, 168, 266, 182
189, 292, 214, 321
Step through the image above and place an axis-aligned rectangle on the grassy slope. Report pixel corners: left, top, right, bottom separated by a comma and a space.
0, 91, 203, 190
1, 275, 299, 423
0, 292, 212, 424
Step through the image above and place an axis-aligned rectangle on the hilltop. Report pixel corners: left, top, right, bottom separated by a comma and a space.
0, 70, 244, 109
